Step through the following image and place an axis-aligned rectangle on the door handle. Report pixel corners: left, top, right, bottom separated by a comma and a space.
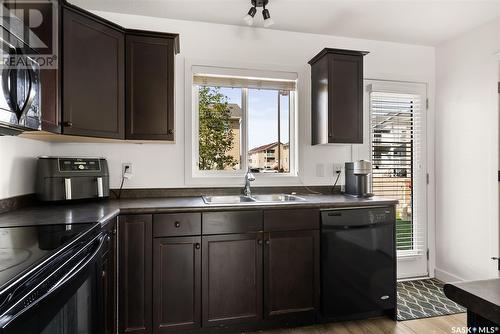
64, 178, 72, 200
97, 177, 103, 197
17, 67, 36, 121
2, 67, 16, 118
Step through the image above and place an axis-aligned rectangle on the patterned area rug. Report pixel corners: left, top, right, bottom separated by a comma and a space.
397, 278, 466, 321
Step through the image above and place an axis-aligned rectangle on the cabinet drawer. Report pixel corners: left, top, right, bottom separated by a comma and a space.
264, 209, 320, 231
153, 213, 201, 237
202, 211, 263, 235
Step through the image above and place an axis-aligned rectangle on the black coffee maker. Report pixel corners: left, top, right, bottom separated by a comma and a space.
345, 160, 374, 198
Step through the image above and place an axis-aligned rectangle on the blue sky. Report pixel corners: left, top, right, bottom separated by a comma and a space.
219, 87, 289, 150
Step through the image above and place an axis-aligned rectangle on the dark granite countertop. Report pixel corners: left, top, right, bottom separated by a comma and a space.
0, 195, 398, 228
444, 279, 500, 324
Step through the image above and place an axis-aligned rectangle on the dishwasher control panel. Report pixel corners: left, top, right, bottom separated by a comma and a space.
321, 206, 395, 227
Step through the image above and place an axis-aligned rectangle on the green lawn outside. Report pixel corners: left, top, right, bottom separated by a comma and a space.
396, 219, 413, 250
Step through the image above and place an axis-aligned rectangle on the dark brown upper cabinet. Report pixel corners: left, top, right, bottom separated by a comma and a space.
309, 48, 368, 145
40, 69, 61, 133
126, 32, 178, 141
38, 1, 180, 139
62, 7, 125, 139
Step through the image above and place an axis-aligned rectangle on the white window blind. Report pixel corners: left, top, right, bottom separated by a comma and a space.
370, 91, 425, 255
193, 74, 296, 91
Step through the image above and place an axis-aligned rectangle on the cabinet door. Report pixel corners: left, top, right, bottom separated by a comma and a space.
328, 53, 363, 143
202, 233, 263, 327
62, 8, 124, 139
119, 215, 152, 334
40, 68, 61, 133
264, 230, 319, 320
125, 34, 174, 140
153, 236, 201, 333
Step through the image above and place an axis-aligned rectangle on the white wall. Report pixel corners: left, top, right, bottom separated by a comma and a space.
49, 12, 435, 190
435, 19, 500, 281
0, 137, 51, 199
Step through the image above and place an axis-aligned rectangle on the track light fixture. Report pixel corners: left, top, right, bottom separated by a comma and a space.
243, 0, 274, 27
243, 6, 257, 25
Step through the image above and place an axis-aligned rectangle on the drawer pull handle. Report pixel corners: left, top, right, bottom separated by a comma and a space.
195, 243, 201, 249
265, 240, 270, 245
174, 221, 180, 228
257, 239, 263, 245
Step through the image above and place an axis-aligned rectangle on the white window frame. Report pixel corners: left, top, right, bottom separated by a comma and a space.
184, 59, 299, 186
361, 79, 429, 279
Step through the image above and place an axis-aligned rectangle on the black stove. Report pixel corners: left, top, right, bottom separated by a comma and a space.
0, 222, 105, 334
0, 223, 94, 291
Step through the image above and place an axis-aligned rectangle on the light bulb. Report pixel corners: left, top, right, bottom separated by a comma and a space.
262, 8, 274, 27
263, 17, 274, 27
243, 6, 257, 26
243, 14, 254, 26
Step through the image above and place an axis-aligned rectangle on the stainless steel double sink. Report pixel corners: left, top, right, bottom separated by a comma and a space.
202, 194, 307, 205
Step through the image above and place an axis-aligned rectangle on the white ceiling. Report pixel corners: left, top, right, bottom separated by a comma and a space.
71, 0, 500, 46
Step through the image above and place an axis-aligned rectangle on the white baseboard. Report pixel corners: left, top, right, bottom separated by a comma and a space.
434, 268, 465, 283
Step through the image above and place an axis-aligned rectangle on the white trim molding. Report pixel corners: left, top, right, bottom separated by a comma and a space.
435, 268, 465, 283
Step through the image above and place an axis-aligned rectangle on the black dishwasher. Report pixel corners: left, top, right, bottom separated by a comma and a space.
321, 206, 396, 321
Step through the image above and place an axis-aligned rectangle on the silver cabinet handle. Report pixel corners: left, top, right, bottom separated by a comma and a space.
64, 178, 72, 200
97, 177, 103, 197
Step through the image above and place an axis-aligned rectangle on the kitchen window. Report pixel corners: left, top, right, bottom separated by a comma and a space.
189, 66, 297, 180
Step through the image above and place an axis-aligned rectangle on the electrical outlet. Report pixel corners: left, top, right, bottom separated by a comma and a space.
333, 163, 343, 175
122, 163, 132, 177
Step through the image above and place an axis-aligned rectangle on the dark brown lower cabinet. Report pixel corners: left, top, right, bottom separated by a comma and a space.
264, 230, 320, 320
153, 236, 201, 333
119, 215, 152, 334
116, 210, 322, 334
202, 233, 263, 328
101, 219, 117, 334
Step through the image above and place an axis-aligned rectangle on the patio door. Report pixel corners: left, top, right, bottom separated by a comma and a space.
366, 80, 428, 279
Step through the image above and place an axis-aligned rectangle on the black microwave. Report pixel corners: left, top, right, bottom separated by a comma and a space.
0, 24, 41, 135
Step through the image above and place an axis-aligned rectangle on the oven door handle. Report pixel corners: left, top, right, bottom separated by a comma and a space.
48, 233, 106, 294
